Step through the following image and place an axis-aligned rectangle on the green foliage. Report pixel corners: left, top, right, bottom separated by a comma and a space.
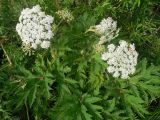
0, 0, 160, 119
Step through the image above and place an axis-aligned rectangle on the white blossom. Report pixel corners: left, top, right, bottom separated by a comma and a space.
16, 5, 54, 50
56, 9, 74, 22
95, 17, 117, 35
98, 35, 106, 45
88, 17, 119, 44
41, 41, 50, 49
102, 40, 138, 79
107, 44, 116, 52
95, 17, 119, 44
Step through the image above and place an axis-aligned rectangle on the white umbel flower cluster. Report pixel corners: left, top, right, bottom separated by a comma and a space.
95, 17, 117, 35
56, 9, 74, 22
16, 5, 54, 49
87, 17, 119, 45
102, 40, 138, 79
95, 17, 119, 44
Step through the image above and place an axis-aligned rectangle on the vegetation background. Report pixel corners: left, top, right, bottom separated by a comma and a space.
0, 0, 160, 120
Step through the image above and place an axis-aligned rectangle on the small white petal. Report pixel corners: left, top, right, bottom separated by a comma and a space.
41, 41, 50, 49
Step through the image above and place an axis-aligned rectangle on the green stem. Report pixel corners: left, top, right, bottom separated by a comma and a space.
1, 43, 12, 66
54, 19, 64, 34
25, 101, 30, 120
24, 0, 29, 7
57, 19, 64, 28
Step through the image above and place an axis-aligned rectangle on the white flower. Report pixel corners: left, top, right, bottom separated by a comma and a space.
95, 17, 117, 35
107, 44, 116, 52
89, 17, 119, 44
56, 9, 74, 22
101, 53, 109, 61
102, 40, 138, 79
32, 5, 41, 13
31, 43, 37, 49
107, 66, 115, 73
41, 41, 50, 49
113, 71, 120, 78
98, 35, 106, 45
16, 5, 54, 50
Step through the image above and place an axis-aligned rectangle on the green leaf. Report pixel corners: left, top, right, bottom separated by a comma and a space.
107, 98, 116, 112
44, 78, 51, 99
81, 104, 92, 120
15, 91, 30, 110
85, 97, 102, 104
125, 94, 149, 117
65, 78, 78, 84
29, 85, 37, 108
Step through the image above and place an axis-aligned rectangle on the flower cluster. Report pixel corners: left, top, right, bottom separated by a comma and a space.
88, 17, 119, 45
56, 9, 74, 22
93, 44, 105, 53
95, 17, 117, 35
16, 5, 54, 50
102, 40, 138, 79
